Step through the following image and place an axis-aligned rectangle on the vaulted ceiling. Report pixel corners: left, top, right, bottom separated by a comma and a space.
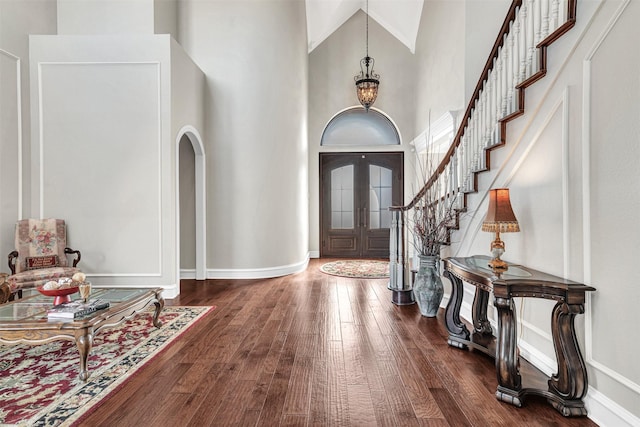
305, 0, 425, 53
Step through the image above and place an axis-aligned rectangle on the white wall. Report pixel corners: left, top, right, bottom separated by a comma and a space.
0, 1, 56, 255
57, 0, 154, 35
154, 0, 178, 39
464, 0, 511, 101
413, 0, 466, 137
0, 49, 22, 259
177, 0, 309, 276
440, 0, 640, 423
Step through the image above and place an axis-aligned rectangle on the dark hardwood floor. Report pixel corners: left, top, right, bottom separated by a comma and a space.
79, 259, 597, 426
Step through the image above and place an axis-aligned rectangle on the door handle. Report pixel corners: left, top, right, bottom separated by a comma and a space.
356, 208, 360, 228
363, 208, 367, 229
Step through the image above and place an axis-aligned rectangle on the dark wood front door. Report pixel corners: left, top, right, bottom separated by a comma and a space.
320, 152, 403, 258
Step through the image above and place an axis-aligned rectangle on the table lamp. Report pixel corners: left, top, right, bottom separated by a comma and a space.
481, 188, 520, 272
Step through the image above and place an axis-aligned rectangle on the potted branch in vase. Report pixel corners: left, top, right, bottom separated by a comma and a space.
410, 192, 456, 317
409, 140, 458, 317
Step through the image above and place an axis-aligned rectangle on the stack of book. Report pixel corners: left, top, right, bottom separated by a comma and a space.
47, 299, 110, 320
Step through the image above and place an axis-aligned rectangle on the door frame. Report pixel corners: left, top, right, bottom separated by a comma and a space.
175, 125, 206, 281
319, 151, 404, 258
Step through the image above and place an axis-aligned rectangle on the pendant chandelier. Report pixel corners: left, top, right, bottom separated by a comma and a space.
354, 0, 380, 111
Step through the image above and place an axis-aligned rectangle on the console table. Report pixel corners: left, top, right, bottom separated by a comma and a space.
442, 255, 595, 417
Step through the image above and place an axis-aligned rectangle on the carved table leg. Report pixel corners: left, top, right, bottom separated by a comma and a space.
0, 281, 10, 304
443, 270, 470, 348
76, 330, 94, 381
494, 296, 522, 406
152, 293, 165, 328
473, 288, 493, 334
548, 302, 588, 416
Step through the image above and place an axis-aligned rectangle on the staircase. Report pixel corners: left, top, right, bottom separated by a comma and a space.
389, 0, 577, 294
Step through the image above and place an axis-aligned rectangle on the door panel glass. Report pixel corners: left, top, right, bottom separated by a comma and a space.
369, 187, 380, 229
369, 165, 392, 230
331, 165, 354, 229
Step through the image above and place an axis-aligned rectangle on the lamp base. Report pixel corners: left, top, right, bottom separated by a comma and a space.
488, 257, 509, 273
489, 234, 509, 273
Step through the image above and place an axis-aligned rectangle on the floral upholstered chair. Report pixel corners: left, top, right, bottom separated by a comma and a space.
6, 219, 82, 299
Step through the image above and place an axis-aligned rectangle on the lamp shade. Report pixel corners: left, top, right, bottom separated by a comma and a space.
482, 188, 520, 233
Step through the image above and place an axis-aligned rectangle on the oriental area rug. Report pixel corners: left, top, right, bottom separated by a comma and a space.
320, 259, 390, 279
0, 305, 215, 427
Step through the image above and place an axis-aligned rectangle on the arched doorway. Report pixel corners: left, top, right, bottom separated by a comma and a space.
321, 106, 401, 147
176, 126, 206, 281
319, 107, 403, 258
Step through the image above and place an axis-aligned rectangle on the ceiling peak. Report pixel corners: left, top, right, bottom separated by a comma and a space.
306, 0, 424, 54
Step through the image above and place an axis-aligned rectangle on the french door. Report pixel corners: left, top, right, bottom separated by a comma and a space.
320, 152, 403, 258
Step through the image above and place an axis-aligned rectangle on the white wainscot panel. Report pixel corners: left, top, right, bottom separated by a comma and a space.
38, 62, 162, 277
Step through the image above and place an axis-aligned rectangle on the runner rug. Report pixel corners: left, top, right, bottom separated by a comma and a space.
0, 305, 215, 427
320, 259, 390, 279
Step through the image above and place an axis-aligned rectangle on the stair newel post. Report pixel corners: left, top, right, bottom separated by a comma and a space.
389, 207, 414, 305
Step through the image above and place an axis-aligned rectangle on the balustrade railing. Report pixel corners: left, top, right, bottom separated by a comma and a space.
389, 0, 576, 297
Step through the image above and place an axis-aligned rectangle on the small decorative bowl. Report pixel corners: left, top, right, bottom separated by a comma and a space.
37, 285, 79, 306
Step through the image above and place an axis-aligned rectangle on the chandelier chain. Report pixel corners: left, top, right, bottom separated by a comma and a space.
354, 0, 379, 110
366, 0, 369, 58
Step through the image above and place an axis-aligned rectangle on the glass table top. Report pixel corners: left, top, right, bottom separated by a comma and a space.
0, 288, 154, 322
456, 255, 532, 278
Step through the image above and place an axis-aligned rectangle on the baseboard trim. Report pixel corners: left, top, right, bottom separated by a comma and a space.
94, 283, 179, 299
180, 269, 196, 280
179, 257, 310, 280
161, 284, 180, 299
585, 386, 640, 427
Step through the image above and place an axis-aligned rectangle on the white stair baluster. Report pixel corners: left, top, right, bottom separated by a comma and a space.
533, 0, 541, 71
503, 44, 509, 118
541, 0, 550, 39
527, 0, 535, 78
506, 19, 520, 115
519, 5, 527, 82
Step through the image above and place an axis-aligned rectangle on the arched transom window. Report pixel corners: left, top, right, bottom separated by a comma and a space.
321, 107, 401, 146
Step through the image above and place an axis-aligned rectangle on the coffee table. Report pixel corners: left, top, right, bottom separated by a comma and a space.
0, 287, 164, 381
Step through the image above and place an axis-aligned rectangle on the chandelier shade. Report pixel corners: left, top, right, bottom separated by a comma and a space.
355, 57, 379, 110
354, 0, 380, 110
